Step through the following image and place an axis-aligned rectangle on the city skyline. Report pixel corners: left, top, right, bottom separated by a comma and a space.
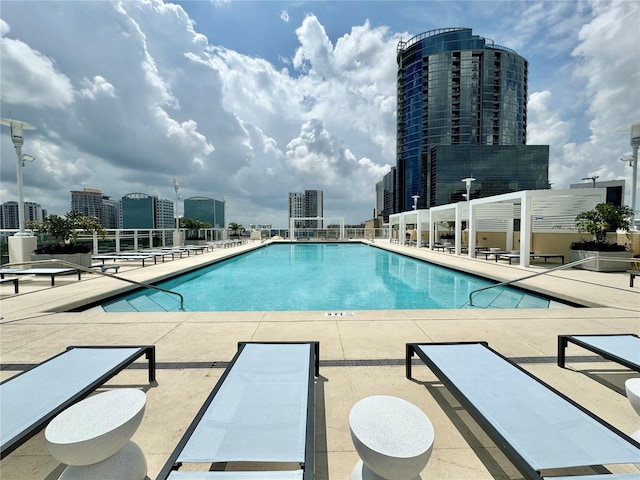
1, 1, 638, 227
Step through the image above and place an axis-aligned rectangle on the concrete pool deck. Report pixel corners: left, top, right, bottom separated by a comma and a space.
1, 240, 639, 479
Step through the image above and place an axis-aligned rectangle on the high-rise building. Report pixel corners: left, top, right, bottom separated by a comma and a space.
102, 197, 121, 229
289, 192, 304, 222
156, 198, 175, 230
288, 190, 323, 228
395, 27, 548, 210
379, 167, 396, 223
183, 196, 226, 228
1, 201, 45, 229
71, 188, 103, 218
121, 193, 157, 229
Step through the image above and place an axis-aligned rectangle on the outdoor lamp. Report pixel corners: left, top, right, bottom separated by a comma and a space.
1, 118, 37, 236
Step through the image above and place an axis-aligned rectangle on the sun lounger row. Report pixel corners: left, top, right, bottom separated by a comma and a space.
2, 336, 637, 479
0, 267, 81, 286
91, 243, 233, 268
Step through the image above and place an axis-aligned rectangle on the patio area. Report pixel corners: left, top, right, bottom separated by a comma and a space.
1, 240, 638, 479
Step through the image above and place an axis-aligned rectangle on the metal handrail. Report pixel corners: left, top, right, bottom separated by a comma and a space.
469, 256, 640, 307
3, 259, 185, 311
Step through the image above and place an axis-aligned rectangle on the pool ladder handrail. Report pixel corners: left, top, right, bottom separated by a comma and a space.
469, 256, 640, 307
4, 259, 185, 311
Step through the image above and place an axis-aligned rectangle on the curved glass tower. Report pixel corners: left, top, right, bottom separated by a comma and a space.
396, 28, 537, 210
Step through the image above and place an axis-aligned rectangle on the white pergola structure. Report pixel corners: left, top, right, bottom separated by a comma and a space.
428, 202, 470, 254
389, 188, 607, 267
388, 209, 429, 245
289, 216, 345, 240
468, 188, 606, 266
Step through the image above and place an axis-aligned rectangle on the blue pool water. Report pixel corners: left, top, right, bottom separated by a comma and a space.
102, 243, 565, 312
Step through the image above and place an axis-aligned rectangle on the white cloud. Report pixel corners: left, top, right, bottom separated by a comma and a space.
78, 76, 117, 100
0, 26, 74, 108
1, 0, 638, 228
525, 0, 639, 203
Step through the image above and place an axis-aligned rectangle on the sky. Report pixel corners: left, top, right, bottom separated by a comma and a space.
1, 0, 639, 228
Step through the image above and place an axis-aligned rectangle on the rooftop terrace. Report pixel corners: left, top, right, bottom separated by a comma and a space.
1, 240, 638, 479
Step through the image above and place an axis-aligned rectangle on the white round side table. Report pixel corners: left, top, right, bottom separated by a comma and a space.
625, 378, 640, 445
349, 395, 434, 480
625, 378, 640, 416
45, 388, 147, 480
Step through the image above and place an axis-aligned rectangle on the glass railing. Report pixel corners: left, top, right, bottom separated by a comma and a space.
0, 228, 391, 263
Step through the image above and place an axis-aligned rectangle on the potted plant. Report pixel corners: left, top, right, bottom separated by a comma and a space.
228, 222, 246, 239
28, 211, 106, 267
183, 218, 211, 245
569, 203, 634, 271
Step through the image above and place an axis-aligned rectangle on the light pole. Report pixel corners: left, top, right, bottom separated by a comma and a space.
1, 118, 36, 236
461, 176, 475, 215
172, 177, 183, 247
627, 124, 640, 230
461, 177, 475, 244
173, 177, 180, 230
412, 194, 420, 210
581, 175, 599, 188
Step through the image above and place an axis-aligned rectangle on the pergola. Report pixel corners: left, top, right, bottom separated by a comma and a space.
389, 188, 607, 267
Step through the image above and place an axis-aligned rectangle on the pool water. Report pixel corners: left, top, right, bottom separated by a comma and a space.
102, 243, 566, 312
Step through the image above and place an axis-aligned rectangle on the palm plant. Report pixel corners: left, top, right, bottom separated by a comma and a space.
228, 222, 245, 238
182, 218, 210, 240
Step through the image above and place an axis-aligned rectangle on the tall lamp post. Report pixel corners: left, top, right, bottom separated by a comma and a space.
411, 194, 420, 210
173, 177, 180, 230
1, 118, 37, 264
172, 177, 183, 247
581, 175, 599, 188
461, 177, 475, 248
1, 118, 36, 236
627, 124, 640, 230
461, 176, 475, 214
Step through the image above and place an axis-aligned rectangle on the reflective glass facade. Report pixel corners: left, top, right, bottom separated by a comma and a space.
430, 145, 549, 205
121, 193, 155, 229
396, 28, 531, 210
183, 196, 225, 228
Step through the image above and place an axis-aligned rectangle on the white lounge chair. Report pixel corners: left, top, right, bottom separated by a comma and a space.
0, 267, 81, 286
558, 334, 640, 372
157, 341, 319, 479
0, 345, 155, 458
406, 342, 640, 480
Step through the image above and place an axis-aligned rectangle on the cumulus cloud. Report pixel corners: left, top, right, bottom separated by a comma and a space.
0, 27, 74, 108
524, 0, 639, 199
0, 0, 637, 227
78, 76, 117, 100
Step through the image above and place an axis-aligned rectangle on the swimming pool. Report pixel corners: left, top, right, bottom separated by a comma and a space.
102, 243, 568, 312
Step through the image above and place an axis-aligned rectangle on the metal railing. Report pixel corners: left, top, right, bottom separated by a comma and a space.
469, 256, 640, 307
4, 259, 185, 310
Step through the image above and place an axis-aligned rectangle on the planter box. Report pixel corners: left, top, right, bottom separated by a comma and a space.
569, 249, 631, 272
185, 239, 207, 246
31, 253, 93, 268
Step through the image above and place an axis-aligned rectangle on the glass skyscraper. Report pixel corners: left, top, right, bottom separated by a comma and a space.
183, 196, 226, 228
395, 27, 546, 210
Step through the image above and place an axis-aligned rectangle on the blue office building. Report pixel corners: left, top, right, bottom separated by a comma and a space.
183, 196, 225, 228
395, 28, 547, 210
121, 193, 156, 229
